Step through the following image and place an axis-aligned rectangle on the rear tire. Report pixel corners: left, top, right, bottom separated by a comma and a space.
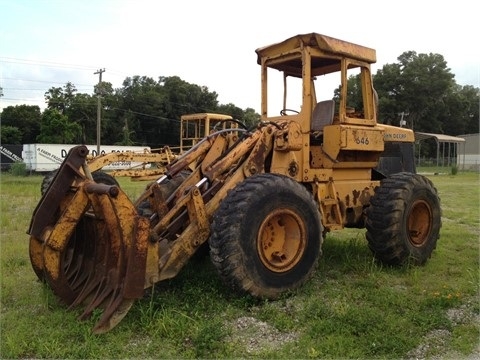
40, 169, 119, 195
365, 172, 441, 266
40, 169, 58, 195
209, 173, 322, 299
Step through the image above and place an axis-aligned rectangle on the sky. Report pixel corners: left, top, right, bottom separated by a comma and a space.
1, 0, 479, 114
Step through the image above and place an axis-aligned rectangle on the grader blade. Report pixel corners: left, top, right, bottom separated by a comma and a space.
28, 145, 150, 333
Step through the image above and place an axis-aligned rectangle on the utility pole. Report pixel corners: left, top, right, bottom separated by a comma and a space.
94, 68, 105, 155
0, 87, 3, 125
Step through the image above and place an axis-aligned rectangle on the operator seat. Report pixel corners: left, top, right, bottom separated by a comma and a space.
309, 99, 335, 167
311, 100, 335, 133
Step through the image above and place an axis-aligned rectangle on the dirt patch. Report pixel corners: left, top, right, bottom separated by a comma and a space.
225, 316, 298, 354
406, 298, 480, 359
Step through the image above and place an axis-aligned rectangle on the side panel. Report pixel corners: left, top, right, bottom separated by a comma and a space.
0, 144, 23, 170
323, 125, 384, 160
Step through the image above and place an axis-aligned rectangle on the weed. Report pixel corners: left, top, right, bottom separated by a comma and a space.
8, 162, 27, 176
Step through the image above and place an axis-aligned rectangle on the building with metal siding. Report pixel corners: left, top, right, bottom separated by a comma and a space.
457, 133, 480, 170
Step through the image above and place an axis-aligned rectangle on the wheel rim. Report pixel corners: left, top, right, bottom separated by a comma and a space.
407, 199, 432, 247
257, 208, 307, 272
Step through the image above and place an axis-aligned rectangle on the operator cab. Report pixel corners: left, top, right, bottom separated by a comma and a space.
255, 33, 415, 177
255, 33, 378, 129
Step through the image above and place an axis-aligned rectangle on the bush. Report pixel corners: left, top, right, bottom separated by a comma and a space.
9, 162, 27, 176
451, 165, 459, 175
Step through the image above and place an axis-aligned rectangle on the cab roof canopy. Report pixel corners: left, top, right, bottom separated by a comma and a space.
255, 33, 377, 78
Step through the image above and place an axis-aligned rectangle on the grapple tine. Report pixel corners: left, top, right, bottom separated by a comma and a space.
68, 267, 105, 310
87, 190, 149, 331
75, 193, 127, 316
78, 277, 112, 320
83, 215, 149, 331
29, 235, 46, 281
66, 257, 91, 293
68, 218, 108, 308
65, 235, 93, 292
91, 213, 150, 332
69, 196, 116, 310
93, 298, 135, 335
40, 189, 91, 305
70, 219, 112, 302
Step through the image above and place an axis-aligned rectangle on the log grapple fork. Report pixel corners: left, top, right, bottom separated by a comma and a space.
28, 145, 150, 333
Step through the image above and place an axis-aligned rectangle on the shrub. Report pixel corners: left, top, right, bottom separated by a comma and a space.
9, 162, 27, 176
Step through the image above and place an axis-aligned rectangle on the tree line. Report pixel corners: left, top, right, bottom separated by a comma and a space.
1, 75, 260, 149
1, 50, 478, 158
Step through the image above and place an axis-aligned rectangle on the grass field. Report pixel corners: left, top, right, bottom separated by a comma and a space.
1, 171, 478, 359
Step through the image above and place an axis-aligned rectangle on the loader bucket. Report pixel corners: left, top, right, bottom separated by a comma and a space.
28, 146, 150, 333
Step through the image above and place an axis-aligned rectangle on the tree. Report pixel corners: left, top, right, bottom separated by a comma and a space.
217, 103, 244, 120
333, 74, 365, 116
115, 117, 136, 146
373, 51, 480, 158
374, 51, 456, 133
161, 76, 219, 118
159, 76, 221, 146
27, 75, 263, 148
67, 92, 97, 144
0, 105, 42, 143
44, 82, 110, 144
215, 104, 259, 128
44, 86, 65, 111
457, 85, 479, 135
44, 82, 78, 112
37, 109, 81, 143
241, 107, 261, 128
110, 75, 225, 147
113, 75, 168, 146
1, 125, 22, 144
63, 82, 77, 108
372, 63, 403, 125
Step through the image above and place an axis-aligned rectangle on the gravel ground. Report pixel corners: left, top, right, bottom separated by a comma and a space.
225, 298, 479, 359
404, 298, 479, 360
225, 316, 299, 354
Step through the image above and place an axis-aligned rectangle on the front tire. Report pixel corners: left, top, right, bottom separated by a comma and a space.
365, 172, 441, 266
209, 173, 322, 299
90, 170, 120, 187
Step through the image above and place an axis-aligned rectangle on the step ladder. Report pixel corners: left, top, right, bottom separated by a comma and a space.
318, 179, 343, 231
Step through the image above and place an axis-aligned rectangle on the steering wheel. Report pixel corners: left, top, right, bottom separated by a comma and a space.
280, 109, 299, 116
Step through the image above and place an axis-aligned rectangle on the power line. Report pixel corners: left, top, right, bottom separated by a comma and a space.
0, 57, 130, 80
1, 77, 94, 87
105, 107, 175, 121
1, 97, 44, 102
0, 57, 98, 71
3, 87, 92, 91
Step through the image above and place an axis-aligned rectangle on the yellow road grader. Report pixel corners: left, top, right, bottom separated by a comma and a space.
28, 33, 441, 333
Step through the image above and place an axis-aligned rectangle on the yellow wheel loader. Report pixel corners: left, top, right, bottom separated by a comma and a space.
28, 33, 441, 334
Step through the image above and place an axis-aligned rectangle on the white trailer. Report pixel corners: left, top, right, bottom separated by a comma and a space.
22, 144, 151, 172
